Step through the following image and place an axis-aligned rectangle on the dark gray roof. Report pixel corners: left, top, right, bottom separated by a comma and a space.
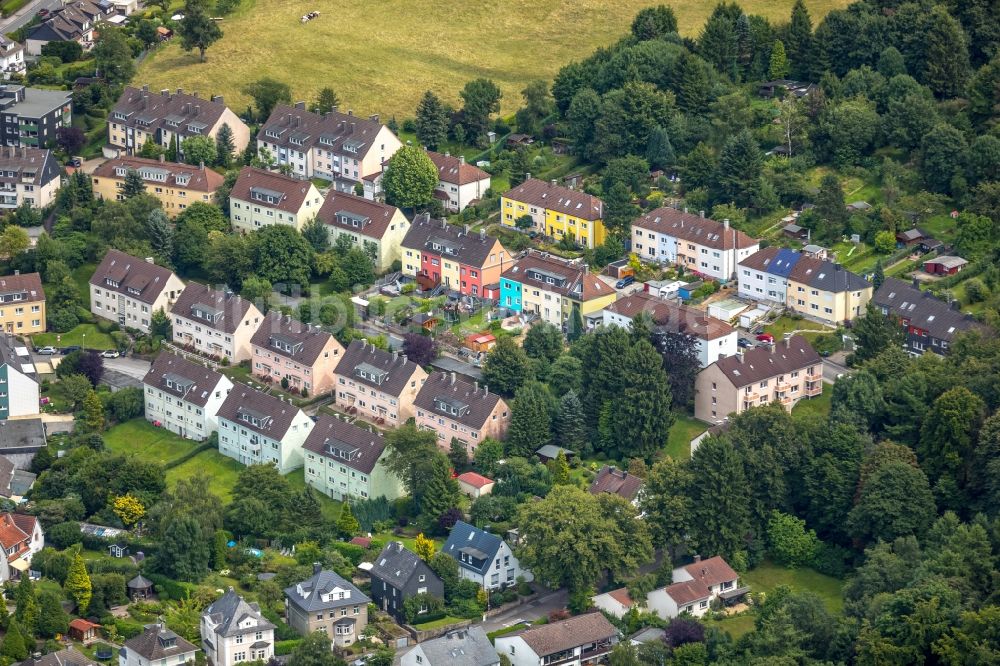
788, 256, 870, 292
216, 387, 304, 441
302, 414, 387, 475
873, 277, 989, 344
370, 541, 438, 589
143, 352, 228, 408
250, 311, 338, 366
258, 104, 388, 161
128, 574, 153, 589
711, 335, 821, 387
442, 520, 503, 575
90, 250, 180, 305
15, 647, 99, 666
0, 418, 45, 453
284, 568, 369, 613
411, 627, 499, 666
413, 372, 505, 431
317, 190, 402, 240
204, 589, 274, 638
173, 282, 258, 334
112, 87, 232, 139
0, 149, 59, 188
401, 213, 506, 269
123, 624, 197, 661
334, 339, 423, 398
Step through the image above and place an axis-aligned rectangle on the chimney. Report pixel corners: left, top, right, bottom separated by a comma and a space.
951, 299, 961, 311
913, 277, 920, 289
199, 160, 204, 169
369, 114, 379, 123
350, 122, 356, 132
550, 179, 557, 187
194, 104, 200, 115
400, 352, 407, 363
450, 371, 456, 385
160, 89, 169, 96
348, 109, 354, 116
464, 224, 470, 235
141, 84, 149, 92
212, 95, 224, 104
312, 562, 322, 575
445, 151, 450, 157
294, 101, 306, 110
474, 380, 479, 393
525, 172, 531, 181
484, 385, 488, 394
159, 154, 165, 163
737, 352, 744, 364
331, 105, 338, 113
459, 155, 465, 164
392, 350, 398, 362
693, 554, 701, 563
480, 229, 486, 240
724, 218, 730, 229
177, 88, 183, 95
192, 91, 199, 98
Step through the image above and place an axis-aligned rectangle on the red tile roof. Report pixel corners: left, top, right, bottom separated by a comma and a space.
316, 190, 403, 241
427, 151, 490, 186
0, 512, 31, 554
634, 207, 758, 250
664, 580, 711, 605
230, 166, 317, 214
607, 587, 634, 608
93, 156, 224, 193
588, 466, 643, 501
502, 250, 614, 302
514, 613, 618, 656
605, 292, 734, 340
456, 471, 494, 489
503, 178, 603, 221
0, 272, 44, 303
682, 556, 738, 588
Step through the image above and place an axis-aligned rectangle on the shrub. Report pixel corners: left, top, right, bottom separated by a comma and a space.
275, 640, 301, 656
49, 308, 79, 333
95, 319, 119, 334
766, 511, 820, 567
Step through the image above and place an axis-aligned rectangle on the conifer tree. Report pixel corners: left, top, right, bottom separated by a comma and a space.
786, 0, 814, 79
610, 340, 674, 461
0, 619, 27, 661
122, 168, 146, 198
507, 381, 553, 457
769, 40, 790, 80
336, 503, 360, 537
215, 123, 235, 168
13, 573, 37, 634
555, 390, 587, 455
419, 455, 460, 523
65, 548, 92, 613
415, 91, 449, 150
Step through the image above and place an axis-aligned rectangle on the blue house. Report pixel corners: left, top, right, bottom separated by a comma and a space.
499, 276, 523, 312
442, 520, 532, 590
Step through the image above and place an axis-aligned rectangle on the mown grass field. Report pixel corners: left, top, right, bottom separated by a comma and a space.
137, 0, 848, 120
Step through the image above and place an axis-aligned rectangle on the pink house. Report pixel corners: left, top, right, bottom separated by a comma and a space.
332, 340, 427, 427
250, 312, 344, 396
413, 371, 510, 456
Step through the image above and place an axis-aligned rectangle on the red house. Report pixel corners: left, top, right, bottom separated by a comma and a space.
923, 255, 968, 275
401, 214, 512, 297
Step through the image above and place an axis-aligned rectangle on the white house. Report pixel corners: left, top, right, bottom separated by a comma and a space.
646, 556, 745, 620
171, 283, 263, 363
646, 580, 713, 619
201, 589, 274, 666
441, 520, 531, 591
426, 151, 491, 212
119, 624, 198, 666
216, 387, 313, 474
0, 512, 42, 582
0, 38, 25, 79
737, 246, 802, 304
89, 250, 185, 334
495, 613, 618, 666
229, 166, 324, 233
591, 588, 636, 619
142, 352, 233, 441
0, 147, 60, 209
0, 335, 38, 420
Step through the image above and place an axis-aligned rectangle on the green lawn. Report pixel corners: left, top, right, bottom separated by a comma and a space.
666, 414, 707, 461
412, 615, 465, 631
764, 315, 831, 339
792, 384, 833, 420
165, 450, 245, 502
741, 560, 844, 614
72, 263, 96, 304
105, 419, 204, 463
706, 613, 756, 640
34, 323, 116, 350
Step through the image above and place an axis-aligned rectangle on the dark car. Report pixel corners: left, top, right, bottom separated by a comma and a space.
37, 8, 49, 16
615, 275, 635, 289
738, 338, 752, 348
61, 345, 81, 354
69, 156, 82, 167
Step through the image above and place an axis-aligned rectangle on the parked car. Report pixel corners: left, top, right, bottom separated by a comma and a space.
100, 349, 120, 358
37, 8, 49, 16
69, 155, 82, 167
615, 275, 635, 289
737, 338, 752, 349
36, 346, 56, 355
755, 333, 775, 343
62, 345, 81, 354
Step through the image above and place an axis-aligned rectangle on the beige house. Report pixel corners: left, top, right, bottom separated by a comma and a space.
171, 283, 263, 363
315, 191, 409, 271
91, 155, 224, 216
0, 272, 45, 335
284, 565, 370, 647
332, 340, 427, 428
413, 371, 509, 456
250, 311, 343, 396
0, 148, 60, 210
694, 335, 823, 423
89, 250, 185, 333
229, 167, 323, 233
426, 151, 491, 212
786, 258, 872, 325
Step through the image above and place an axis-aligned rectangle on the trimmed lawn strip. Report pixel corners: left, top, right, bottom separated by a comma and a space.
412, 615, 465, 631
666, 415, 706, 461
34, 323, 115, 350
741, 560, 844, 614
792, 384, 833, 420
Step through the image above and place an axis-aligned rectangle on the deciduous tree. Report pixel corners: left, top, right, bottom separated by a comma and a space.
178, 0, 222, 62
382, 145, 437, 209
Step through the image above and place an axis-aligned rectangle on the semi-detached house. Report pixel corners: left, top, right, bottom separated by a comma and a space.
229, 166, 323, 233
332, 340, 427, 427
426, 150, 491, 212
500, 250, 616, 328
786, 256, 872, 325
142, 352, 233, 441
0, 272, 45, 335
315, 191, 409, 272
250, 311, 342, 396
413, 371, 509, 457
91, 155, 224, 216
172, 283, 262, 363
216, 386, 313, 474
501, 178, 606, 249
302, 414, 403, 502
89, 250, 185, 334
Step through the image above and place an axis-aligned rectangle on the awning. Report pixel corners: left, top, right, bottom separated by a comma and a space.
719, 586, 751, 600
9, 558, 29, 571
351, 296, 369, 307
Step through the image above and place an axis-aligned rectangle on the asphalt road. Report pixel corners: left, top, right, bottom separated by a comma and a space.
104, 355, 152, 381
476, 588, 569, 634
0, 0, 60, 34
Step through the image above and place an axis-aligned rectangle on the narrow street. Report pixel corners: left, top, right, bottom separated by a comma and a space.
0, 0, 60, 34
475, 588, 569, 634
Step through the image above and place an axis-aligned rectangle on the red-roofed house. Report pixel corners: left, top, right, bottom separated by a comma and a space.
588, 466, 643, 504
427, 151, 490, 212
647, 580, 713, 618
229, 166, 324, 233
0, 512, 42, 582
456, 471, 494, 498
591, 587, 636, 618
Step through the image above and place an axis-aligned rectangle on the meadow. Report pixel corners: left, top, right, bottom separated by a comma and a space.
137, 0, 848, 120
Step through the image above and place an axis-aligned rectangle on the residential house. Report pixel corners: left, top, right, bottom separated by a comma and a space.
872, 277, 990, 355
694, 335, 823, 423
332, 339, 427, 428
0, 512, 42, 582
25, 0, 117, 55
786, 256, 872, 324
646, 556, 745, 620
284, 564, 370, 647
896, 228, 927, 245
501, 178, 606, 249
0, 335, 37, 420
92, 156, 224, 216
601, 291, 736, 367
427, 151, 491, 212
456, 471, 494, 498
413, 371, 509, 456
315, 191, 409, 271
216, 387, 313, 473
200, 589, 274, 666
0, 456, 36, 501
119, 624, 198, 666
923, 255, 968, 275
302, 414, 403, 502
229, 166, 323, 233
0, 272, 44, 334
632, 208, 760, 283
442, 520, 530, 591
591, 588, 636, 619
89, 250, 185, 333
171, 283, 263, 363
369, 541, 444, 623
0, 148, 60, 209
108, 86, 250, 157
18, 647, 99, 666
142, 352, 233, 441
0, 38, 25, 80
588, 466, 643, 503
500, 251, 615, 328
400, 628, 499, 666
737, 246, 802, 305
250, 311, 342, 396
673, 556, 743, 601
0, 85, 71, 148
495, 613, 619, 666
257, 103, 401, 192
401, 214, 512, 298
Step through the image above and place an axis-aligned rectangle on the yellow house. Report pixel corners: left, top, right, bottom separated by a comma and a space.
500, 250, 616, 328
316, 192, 409, 272
0, 272, 45, 335
92, 156, 225, 217
786, 257, 873, 325
501, 178, 606, 248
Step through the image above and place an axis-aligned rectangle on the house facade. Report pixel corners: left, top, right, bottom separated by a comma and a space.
413, 371, 509, 456
427, 151, 491, 212
737, 246, 802, 305
216, 387, 313, 474
0, 512, 42, 582
0, 336, 37, 420
315, 191, 409, 272
89, 250, 185, 333
200, 589, 274, 666
302, 414, 403, 502
250, 312, 342, 396
332, 340, 427, 427
25, 0, 116, 55
442, 520, 530, 591
500, 251, 616, 328
401, 214, 512, 297
0, 85, 71, 148
229, 167, 323, 233
495, 613, 618, 666
0, 148, 60, 209
119, 624, 198, 666
401, 628, 499, 666
873, 277, 990, 355
786, 256, 872, 325
632, 208, 759, 283
501, 178, 606, 249
694, 335, 823, 423
284, 564, 370, 647
92, 156, 224, 216
0, 272, 44, 335
171, 283, 263, 363
369, 541, 444, 622
0, 38, 25, 80
646, 580, 713, 619
142, 352, 233, 441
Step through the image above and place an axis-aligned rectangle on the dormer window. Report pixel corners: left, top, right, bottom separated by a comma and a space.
354, 362, 387, 385
186, 124, 202, 134
112, 112, 126, 121
238, 408, 271, 428
433, 397, 469, 418
127, 286, 141, 296
114, 167, 127, 177
105, 278, 119, 288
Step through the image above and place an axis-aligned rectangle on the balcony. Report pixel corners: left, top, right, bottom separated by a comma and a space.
742, 390, 759, 402
775, 380, 791, 391
777, 393, 793, 405
805, 382, 823, 397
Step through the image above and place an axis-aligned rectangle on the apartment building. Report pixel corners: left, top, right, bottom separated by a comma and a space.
426, 150, 491, 212
0, 147, 60, 209
108, 86, 250, 157
332, 340, 427, 427
89, 250, 185, 333
499, 251, 615, 328
229, 166, 323, 233
250, 312, 342, 396
0, 272, 44, 335
413, 371, 509, 456
0, 335, 37, 421
119, 624, 198, 666
0, 85, 71, 148
302, 414, 403, 502
737, 246, 802, 304
495, 613, 618, 666
873, 277, 991, 355
501, 178, 606, 249
315, 191, 409, 271
694, 335, 823, 423
786, 257, 872, 324
200, 589, 274, 666
0, 38, 25, 80
442, 520, 530, 591
171, 283, 263, 363
632, 207, 759, 283
216, 386, 313, 474
284, 565, 369, 647
142, 352, 233, 441
257, 103, 401, 192
25, 0, 117, 55
92, 155, 224, 216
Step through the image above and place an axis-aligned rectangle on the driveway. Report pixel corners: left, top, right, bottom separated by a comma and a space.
596, 274, 643, 297
104, 356, 152, 381
476, 588, 568, 634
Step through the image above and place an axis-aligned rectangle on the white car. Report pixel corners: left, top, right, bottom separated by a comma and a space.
100, 350, 121, 358
36, 346, 57, 355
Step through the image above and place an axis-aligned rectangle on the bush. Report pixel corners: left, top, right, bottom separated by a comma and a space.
275, 640, 301, 656
811, 541, 852, 578
766, 511, 820, 567
49, 308, 79, 333
96, 319, 119, 334
47, 521, 83, 549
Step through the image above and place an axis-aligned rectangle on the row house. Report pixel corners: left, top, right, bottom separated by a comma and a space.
501, 178, 606, 249
108, 86, 250, 158
694, 334, 823, 423
0, 147, 60, 209
172, 283, 262, 363
250, 311, 343, 396
142, 352, 233, 441
257, 103, 401, 193
316, 191, 409, 272
0, 512, 42, 582
302, 414, 403, 502
26, 0, 119, 55
631, 207, 759, 283
229, 166, 323, 233
200, 589, 274, 666
873, 277, 991, 356
0, 272, 45, 335
427, 151, 491, 212
601, 291, 736, 367
370, 541, 444, 623
0, 85, 70, 149
413, 371, 509, 457
216, 387, 313, 473
495, 613, 618, 666
92, 155, 224, 216
120, 624, 198, 666
0, 335, 38, 420
332, 340, 427, 427
284, 564, 370, 647
500, 250, 615, 328
89, 250, 185, 334
737, 246, 801, 304
442, 520, 530, 591
401, 214, 512, 298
